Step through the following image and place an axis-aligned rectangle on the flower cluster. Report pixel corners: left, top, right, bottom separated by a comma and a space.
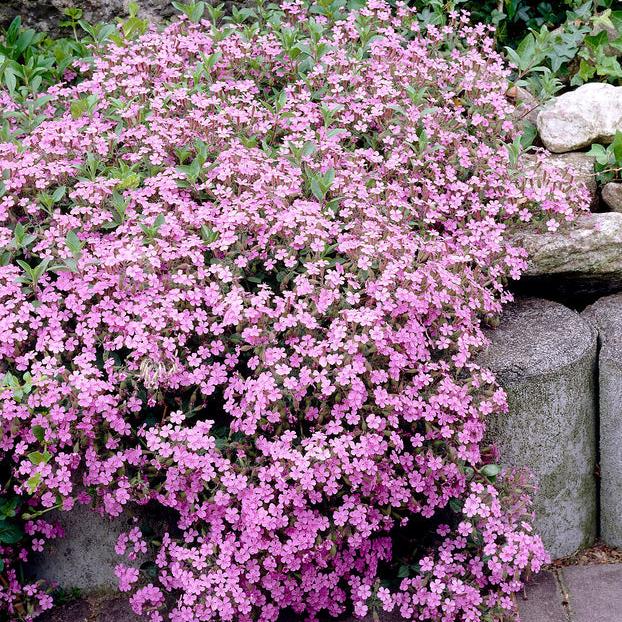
0, 1, 589, 620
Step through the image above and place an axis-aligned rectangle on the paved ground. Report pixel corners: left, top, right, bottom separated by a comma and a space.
518, 564, 622, 622
39, 564, 622, 621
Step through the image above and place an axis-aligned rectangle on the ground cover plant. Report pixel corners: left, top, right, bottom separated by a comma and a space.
0, 1, 590, 620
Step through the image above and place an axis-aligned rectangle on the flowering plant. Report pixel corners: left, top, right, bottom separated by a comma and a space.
0, 1, 589, 620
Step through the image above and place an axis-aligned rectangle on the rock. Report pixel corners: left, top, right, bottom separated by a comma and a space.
479, 298, 597, 559
582, 294, 622, 548
548, 153, 597, 205
536, 83, 622, 153
512, 212, 622, 301
523, 152, 597, 209
602, 182, 622, 212
29, 504, 139, 592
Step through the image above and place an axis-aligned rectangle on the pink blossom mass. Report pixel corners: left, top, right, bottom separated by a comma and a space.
0, 2, 590, 620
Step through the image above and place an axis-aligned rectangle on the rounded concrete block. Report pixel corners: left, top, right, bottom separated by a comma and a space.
480, 298, 598, 559
583, 293, 622, 548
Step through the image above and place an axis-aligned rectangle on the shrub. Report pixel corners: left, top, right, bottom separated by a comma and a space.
0, 2, 589, 620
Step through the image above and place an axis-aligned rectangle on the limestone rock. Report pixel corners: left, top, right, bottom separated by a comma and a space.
480, 298, 597, 559
602, 182, 622, 212
512, 212, 622, 299
536, 83, 622, 153
583, 294, 622, 548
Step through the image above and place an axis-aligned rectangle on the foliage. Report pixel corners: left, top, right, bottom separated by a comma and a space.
3, 0, 622, 108
588, 131, 622, 183
499, 1, 622, 98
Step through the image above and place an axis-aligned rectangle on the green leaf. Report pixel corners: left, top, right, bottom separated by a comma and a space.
515, 33, 537, 71
0, 520, 23, 544
70, 99, 86, 119
172, 1, 205, 22
32, 425, 46, 443
481, 464, 501, 479
0, 497, 18, 518
28, 450, 51, 465
397, 564, 411, 578
584, 30, 609, 50
200, 225, 219, 244
612, 132, 622, 164
519, 122, 538, 149
65, 230, 82, 256
449, 497, 464, 513
52, 186, 66, 202
577, 59, 596, 83
309, 177, 322, 200
26, 472, 42, 494
4, 69, 17, 94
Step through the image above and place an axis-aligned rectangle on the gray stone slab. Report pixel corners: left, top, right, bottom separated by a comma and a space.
517, 571, 567, 622
583, 295, 622, 548
563, 564, 622, 622
512, 212, 622, 302
480, 298, 598, 558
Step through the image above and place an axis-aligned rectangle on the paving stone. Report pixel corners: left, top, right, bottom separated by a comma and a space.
479, 298, 598, 558
563, 564, 622, 622
516, 571, 567, 622
38, 599, 92, 622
